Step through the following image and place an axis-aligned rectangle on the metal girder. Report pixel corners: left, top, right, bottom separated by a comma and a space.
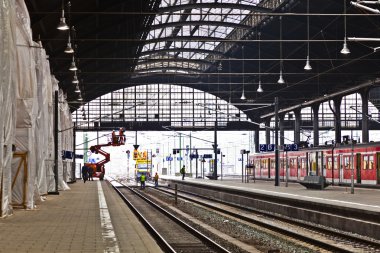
136, 57, 211, 65
134, 66, 202, 74
260, 78, 379, 119
140, 48, 225, 57
157, 3, 271, 14
148, 20, 251, 31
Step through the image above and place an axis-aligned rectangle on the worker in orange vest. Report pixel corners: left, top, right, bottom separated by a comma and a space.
154, 172, 159, 187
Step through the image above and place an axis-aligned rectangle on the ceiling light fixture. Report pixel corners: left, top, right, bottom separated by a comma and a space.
278, 16, 285, 84
77, 92, 83, 101
341, 0, 351, 55
241, 46, 246, 100
57, 1, 69, 30
240, 86, 246, 100
64, 28, 74, 54
69, 56, 77, 71
257, 32, 263, 93
74, 84, 80, 93
72, 71, 79, 83
304, 0, 312, 70
257, 82, 263, 93
217, 61, 222, 71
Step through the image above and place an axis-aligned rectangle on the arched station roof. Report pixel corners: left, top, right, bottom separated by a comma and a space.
26, 0, 380, 127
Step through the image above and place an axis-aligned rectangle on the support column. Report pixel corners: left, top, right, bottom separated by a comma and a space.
275, 97, 280, 187
294, 109, 301, 145
265, 118, 271, 145
213, 121, 218, 180
254, 129, 260, 153
312, 104, 320, 147
333, 98, 342, 144
361, 89, 369, 143
279, 114, 285, 147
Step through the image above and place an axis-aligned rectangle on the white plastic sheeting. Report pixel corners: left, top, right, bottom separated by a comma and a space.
13, 0, 39, 210
0, 0, 17, 217
59, 90, 74, 185
0, 0, 73, 217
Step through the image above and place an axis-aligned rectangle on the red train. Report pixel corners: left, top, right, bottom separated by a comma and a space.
249, 142, 380, 185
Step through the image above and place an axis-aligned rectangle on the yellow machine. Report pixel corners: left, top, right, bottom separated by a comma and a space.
134, 150, 152, 180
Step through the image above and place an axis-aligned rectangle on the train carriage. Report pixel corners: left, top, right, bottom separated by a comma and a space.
249, 142, 380, 186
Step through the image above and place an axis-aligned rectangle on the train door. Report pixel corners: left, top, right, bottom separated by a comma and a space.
356, 153, 361, 184
333, 156, 339, 184
326, 156, 332, 180
317, 151, 324, 176
308, 152, 317, 176
296, 157, 300, 180
299, 157, 307, 179
377, 153, 380, 184
289, 157, 297, 179
260, 158, 269, 178
339, 154, 344, 182
342, 155, 351, 183
254, 159, 260, 179
269, 158, 275, 178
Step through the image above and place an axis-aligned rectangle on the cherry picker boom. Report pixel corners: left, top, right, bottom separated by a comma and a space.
86, 131, 125, 179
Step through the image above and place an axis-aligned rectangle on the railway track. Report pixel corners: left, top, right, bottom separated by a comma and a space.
111, 182, 231, 253
147, 184, 380, 253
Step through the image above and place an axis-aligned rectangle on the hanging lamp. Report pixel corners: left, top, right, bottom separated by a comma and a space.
72, 71, 79, 83
64, 29, 74, 53
77, 92, 83, 101
304, 0, 312, 70
278, 16, 285, 84
57, 1, 69, 30
257, 32, 263, 93
240, 86, 246, 100
241, 46, 246, 100
69, 56, 77, 71
74, 84, 81, 93
257, 81, 263, 93
341, 0, 350, 54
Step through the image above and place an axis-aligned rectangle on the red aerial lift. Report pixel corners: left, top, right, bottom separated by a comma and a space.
86, 131, 125, 179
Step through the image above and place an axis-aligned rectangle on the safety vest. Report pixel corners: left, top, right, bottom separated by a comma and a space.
141, 174, 146, 182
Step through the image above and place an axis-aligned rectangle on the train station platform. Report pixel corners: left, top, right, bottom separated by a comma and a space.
0, 179, 163, 253
161, 175, 380, 213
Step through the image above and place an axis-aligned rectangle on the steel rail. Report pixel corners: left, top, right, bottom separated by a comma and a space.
153, 186, 380, 253
111, 183, 176, 253
112, 182, 231, 253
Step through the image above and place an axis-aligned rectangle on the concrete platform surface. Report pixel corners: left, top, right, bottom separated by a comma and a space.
162, 176, 380, 213
0, 180, 163, 253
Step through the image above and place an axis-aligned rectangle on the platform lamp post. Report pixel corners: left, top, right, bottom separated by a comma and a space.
51, 90, 59, 195
213, 121, 218, 180
221, 152, 225, 181
240, 149, 246, 183
195, 149, 199, 178
351, 134, 355, 194
246, 150, 250, 183
275, 97, 280, 186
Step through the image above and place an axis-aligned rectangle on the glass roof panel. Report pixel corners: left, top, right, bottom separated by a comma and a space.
139, 0, 263, 74
73, 84, 251, 128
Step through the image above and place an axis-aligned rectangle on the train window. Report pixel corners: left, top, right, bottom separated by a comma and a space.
270, 160, 275, 169
369, 156, 374, 170
290, 158, 295, 167
344, 156, 350, 169
300, 158, 306, 169
363, 155, 368, 170
261, 159, 267, 168
334, 157, 339, 169
327, 157, 332, 170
